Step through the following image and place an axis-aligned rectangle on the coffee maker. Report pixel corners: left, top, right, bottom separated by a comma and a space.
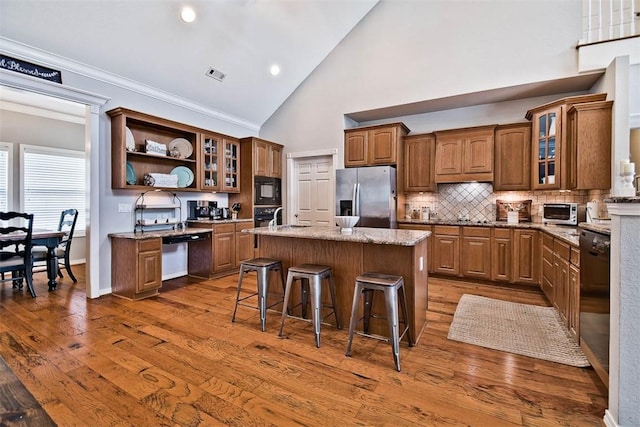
187, 200, 218, 220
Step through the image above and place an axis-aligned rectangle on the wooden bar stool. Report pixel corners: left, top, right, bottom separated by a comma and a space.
278, 264, 341, 348
345, 272, 413, 371
232, 258, 286, 332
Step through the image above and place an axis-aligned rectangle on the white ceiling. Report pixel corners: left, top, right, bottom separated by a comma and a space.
0, 0, 379, 128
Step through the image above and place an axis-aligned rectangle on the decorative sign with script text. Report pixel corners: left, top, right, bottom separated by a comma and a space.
0, 55, 62, 83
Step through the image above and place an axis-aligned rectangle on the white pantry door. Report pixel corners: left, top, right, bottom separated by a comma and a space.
292, 155, 334, 225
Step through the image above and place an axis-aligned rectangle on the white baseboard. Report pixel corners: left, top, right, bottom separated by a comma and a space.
162, 271, 188, 281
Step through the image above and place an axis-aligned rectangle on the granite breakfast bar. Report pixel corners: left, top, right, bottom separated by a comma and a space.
246, 225, 431, 344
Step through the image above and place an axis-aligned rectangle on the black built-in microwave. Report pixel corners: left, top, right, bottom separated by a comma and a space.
254, 176, 281, 206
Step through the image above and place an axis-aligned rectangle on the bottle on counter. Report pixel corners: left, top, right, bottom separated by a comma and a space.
421, 206, 430, 220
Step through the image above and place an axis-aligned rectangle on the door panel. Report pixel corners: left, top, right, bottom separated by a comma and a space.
294, 155, 335, 225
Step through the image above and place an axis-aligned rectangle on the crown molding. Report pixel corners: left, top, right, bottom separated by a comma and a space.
0, 37, 261, 132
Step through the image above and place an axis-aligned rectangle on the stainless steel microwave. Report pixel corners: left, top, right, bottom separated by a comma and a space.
254, 176, 281, 206
543, 203, 580, 225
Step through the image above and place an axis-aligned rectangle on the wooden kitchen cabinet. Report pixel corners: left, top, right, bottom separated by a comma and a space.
111, 237, 162, 300
526, 93, 607, 190
432, 225, 460, 276
513, 229, 539, 286
254, 138, 283, 178
461, 227, 492, 280
200, 133, 240, 192
494, 123, 531, 191
108, 107, 199, 191
344, 123, 409, 167
566, 101, 613, 190
213, 223, 235, 272
568, 246, 580, 339
188, 221, 255, 278
541, 233, 555, 302
491, 228, 512, 282
554, 240, 571, 323
434, 125, 496, 183
229, 137, 284, 221
235, 222, 255, 265
404, 134, 436, 192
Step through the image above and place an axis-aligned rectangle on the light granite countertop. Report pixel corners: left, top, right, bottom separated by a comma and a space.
245, 225, 430, 246
108, 227, 213, 240
398, 219, 588, 246
186, 218, 254, 225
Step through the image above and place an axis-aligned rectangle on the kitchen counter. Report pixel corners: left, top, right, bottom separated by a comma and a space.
108, 227, 213, 240
251, 225, 429, 344
246, 225, 430, 246
187, 218, 254, 225
398, 219, 583, 246
579, 221, 611, 236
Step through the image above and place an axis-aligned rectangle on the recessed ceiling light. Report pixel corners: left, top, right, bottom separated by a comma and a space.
181, 6, 196, 23
269, 64, 281, 76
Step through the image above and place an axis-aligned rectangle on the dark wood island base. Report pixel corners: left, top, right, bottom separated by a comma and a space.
250, 226, 430, 344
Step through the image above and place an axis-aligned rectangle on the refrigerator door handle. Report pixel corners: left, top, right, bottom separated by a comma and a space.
354, 183, 361, 216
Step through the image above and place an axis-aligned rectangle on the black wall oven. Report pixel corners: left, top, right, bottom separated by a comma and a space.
254, 177, 281, 206
579, 228, 610, 387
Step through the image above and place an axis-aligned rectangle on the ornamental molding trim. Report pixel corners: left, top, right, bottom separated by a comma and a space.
0, 37, 260, 132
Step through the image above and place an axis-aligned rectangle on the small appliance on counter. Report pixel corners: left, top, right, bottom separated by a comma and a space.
187, 200, 218, 220
542, 202, 584, 226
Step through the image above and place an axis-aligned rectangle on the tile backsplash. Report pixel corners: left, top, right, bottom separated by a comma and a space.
404, 183, 610, 223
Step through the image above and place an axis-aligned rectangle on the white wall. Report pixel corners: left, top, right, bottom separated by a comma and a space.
261, 0, 584, 155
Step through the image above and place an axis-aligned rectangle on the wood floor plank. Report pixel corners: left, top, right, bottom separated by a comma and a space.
0, 266, 608, 426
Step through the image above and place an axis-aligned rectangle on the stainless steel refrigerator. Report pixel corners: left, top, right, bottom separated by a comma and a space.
335, 166, 397, 228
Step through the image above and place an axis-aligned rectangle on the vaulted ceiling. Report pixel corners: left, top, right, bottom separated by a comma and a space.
0, 0, 379, 128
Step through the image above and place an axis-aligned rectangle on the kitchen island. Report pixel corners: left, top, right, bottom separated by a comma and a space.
246, 225, 431, 344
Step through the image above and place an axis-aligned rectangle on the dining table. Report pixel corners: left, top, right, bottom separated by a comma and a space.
0, 229, 65, 291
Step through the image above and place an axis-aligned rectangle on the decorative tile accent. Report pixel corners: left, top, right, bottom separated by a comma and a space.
405, 184, 605, 223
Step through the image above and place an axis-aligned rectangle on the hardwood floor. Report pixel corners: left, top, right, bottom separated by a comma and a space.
1, 266, 607, 426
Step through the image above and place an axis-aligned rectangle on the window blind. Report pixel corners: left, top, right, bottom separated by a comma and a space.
0, 146, 7, 212
22, 146, 85, 234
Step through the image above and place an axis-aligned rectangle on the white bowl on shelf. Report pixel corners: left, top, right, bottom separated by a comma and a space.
335, 216, 360, 234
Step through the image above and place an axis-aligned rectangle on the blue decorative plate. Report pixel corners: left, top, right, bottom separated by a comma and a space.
171, 166, 194, 188
126, 161, 136, 185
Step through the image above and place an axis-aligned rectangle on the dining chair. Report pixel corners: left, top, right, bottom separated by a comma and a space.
32, 208, 79, 283
0, 211, 36, 297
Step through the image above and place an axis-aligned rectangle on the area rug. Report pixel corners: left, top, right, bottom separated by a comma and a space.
447, 294, 590, 367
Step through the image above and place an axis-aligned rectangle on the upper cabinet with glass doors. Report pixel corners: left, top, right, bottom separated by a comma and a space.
200, 132, 240, 193
525, 93, 607, 191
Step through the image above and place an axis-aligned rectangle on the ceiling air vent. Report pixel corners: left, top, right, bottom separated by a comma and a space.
205, 67, 227, 82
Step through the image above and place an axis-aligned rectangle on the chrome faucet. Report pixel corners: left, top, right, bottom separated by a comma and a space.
269, 207, 283, 230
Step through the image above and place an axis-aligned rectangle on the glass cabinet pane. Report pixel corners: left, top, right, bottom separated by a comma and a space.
203, 137, 220, 188
548, 137, 555, 159
539, 115, 546, 137
538, 140, 546, 160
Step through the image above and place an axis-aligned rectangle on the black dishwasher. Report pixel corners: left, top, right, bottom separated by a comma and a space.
579, 229, 610, 384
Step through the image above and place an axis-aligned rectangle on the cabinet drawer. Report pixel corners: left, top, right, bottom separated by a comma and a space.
214, 223, 235, 234
462, 226, 491, 238
138, 238, 161, 252
235, 222, 254, 232
493, 228, 511, 239
554, 240, 570, 260
542, 233, 554, 250
570, 247, 580, 266
434, 225, 459, 236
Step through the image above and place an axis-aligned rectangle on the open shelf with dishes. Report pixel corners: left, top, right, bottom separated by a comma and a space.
108, 108, 199, 191
134, 190, 182, 233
